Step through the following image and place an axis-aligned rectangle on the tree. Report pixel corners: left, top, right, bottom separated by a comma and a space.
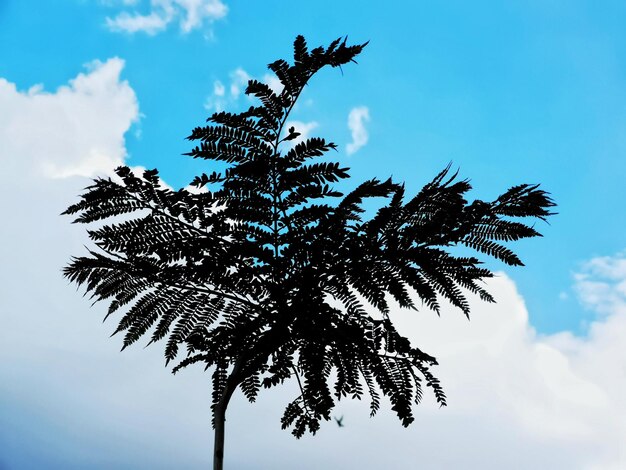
63, 36, 554, 469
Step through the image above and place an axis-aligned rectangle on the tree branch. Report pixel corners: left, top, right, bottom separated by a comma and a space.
291, 365, 314, 418
91, 243, 264, 312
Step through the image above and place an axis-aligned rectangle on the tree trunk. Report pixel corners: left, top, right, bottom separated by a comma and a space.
213, 400, 227, 470
213, 360, 243, 470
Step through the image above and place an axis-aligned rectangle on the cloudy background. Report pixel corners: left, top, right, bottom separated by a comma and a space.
1, 1, 625, 468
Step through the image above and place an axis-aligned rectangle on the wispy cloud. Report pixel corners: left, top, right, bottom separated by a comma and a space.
228, 67, 251, 99
346, 106, 370, 155
205, 79, 227, 112
204, 68, 250, 112
105, 0, 227, 35
106, 10, 171, 35
204, 68, 282, 113
574, 251, 626, 316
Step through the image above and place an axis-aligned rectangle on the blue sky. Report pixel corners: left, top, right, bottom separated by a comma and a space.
1, 1, 626, 468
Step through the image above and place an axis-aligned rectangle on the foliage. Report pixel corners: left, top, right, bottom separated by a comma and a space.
63, 35, 554, 438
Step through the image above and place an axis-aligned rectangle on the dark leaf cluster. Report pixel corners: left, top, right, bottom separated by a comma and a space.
63, 36, 555, 437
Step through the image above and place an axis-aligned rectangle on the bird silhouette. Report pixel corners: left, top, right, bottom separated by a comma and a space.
334, 415, 344, 427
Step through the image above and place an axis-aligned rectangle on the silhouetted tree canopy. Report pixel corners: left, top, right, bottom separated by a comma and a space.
64, 35, 554, 463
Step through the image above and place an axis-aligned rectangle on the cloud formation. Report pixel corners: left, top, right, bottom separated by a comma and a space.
204, 67, 250, 112
228, 67, 250, 99
0, 58, 138, 179
105, 0, 227, 35
574, 252, 626, 316
387, 274, 617, 465
0, 60, 165, 468
346, 105, 370, 155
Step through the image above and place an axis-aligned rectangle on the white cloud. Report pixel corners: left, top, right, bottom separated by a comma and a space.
176, 0, 227, 32
106, 10, 171, 35
105, 0, 227, 35
0, 58, 138, 179
229, 67, 250, 99
0, 60, 184, 467
204, 79, 227, 111
203, 67, 251, 112
574, 252, 626, 316
213, 79, 225, 97
346, 105, 370, 155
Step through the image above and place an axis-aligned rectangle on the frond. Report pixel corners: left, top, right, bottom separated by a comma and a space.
188, 124, 273, 158
280, 161, 350, 191
462, 237, 523, 266
62, 177, 145, 224
245, 80, 285, 119
493, 184, 556, 221
283, 138, 338, 167
185, 140, 250, 164
240, 371, 262, 402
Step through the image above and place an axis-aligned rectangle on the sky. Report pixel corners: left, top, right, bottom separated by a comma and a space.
1, 0, 625, 468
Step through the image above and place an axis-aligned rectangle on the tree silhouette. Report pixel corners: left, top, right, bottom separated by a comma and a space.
63, 36, 554, 469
